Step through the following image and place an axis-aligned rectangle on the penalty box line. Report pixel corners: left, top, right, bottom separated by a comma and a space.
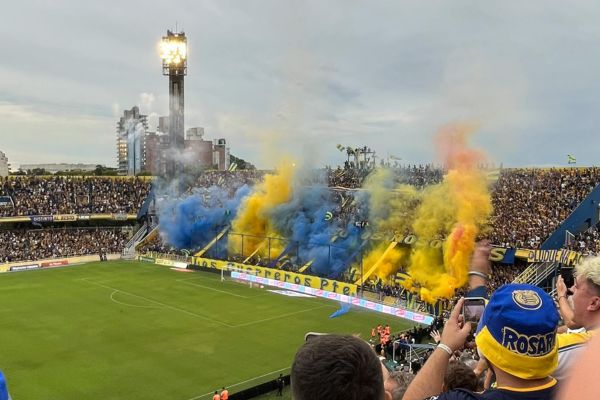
80, 278, 234, 328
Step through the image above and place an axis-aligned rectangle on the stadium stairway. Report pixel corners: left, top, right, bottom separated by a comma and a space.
121, 222, 148, 259
512, 261, 559, 293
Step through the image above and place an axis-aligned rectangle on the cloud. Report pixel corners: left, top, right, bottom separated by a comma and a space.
2, 1, 600, 167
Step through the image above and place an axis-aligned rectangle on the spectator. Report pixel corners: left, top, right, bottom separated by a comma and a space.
291, 334, 384, 400
0, 370, 9, 400
382, 368, 413, 400
0, 228, 129, 263
403, 285, 560, 400
443, 361, 478, 392
0, 176, 151, 217
554, 255, 600, 381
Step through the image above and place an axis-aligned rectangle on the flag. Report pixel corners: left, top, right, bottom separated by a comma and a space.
567, 154, 577, 164
217, 177, 225, 186
394, 272, 411, 285
228, 162, 238, 172
324, 211, 333, 221
336, 144, 345, 152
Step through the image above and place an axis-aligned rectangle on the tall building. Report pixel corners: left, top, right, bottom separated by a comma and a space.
0, 151, 10, 177
116, 106, 148, 175
185, 127, 213, 167
213, 138, 230, 171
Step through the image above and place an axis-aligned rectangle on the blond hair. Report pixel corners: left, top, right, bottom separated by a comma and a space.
574, 256, 600, 293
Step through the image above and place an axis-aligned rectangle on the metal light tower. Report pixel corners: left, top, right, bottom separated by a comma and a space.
160, 30, 187, 177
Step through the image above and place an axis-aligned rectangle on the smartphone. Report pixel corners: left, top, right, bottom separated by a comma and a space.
462, 297, 486, 325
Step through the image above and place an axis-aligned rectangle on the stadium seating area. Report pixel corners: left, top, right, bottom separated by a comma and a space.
489, 167, 600, 249
2, 167, 600, 287
0, 176, 151, 216
0, 228, 130, 263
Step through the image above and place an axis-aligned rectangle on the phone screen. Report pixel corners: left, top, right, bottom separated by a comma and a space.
463, 298, 486, 325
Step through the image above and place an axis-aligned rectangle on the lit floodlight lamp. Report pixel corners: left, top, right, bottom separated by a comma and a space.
160, 31, 187, 76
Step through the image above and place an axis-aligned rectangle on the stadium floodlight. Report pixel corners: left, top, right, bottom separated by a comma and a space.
160, 30, 187, 76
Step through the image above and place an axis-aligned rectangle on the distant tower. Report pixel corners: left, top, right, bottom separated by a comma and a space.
160, 30, 187, 177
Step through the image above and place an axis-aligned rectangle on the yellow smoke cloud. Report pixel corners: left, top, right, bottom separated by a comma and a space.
407, 123, 492, 303
229, 162, 296, 259
360, 123, 492, 303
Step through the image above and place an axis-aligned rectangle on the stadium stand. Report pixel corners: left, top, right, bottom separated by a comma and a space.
0, 176, 150, 216
0, 228, 130, 263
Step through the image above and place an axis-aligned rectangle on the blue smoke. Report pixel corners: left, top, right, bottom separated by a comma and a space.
268, 185, 363, 279
158, 185, 251, 253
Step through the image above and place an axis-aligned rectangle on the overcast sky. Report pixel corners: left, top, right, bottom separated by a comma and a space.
1, 0, 600, 169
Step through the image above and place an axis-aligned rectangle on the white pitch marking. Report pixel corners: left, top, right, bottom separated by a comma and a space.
176, 278, 250, 298
81, 278, 234, 328
231, 304, 331, 328
185, 366, 290, 400
109, 290, 160, 308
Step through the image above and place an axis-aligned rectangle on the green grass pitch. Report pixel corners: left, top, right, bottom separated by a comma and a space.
0, 261, 415, 399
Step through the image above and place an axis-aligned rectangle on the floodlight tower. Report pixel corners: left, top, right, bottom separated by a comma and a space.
160, 30, 187, 177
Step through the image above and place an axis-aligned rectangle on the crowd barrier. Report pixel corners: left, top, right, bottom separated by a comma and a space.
140, 252, 435, 325
0, 253, 121, 273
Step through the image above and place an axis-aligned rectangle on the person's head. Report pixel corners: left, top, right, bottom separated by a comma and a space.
291, 334, 384, 400
475, 283, 559, 380
443, 361, 478, 392
571, 256, 600, 328
381, 365, 413, 400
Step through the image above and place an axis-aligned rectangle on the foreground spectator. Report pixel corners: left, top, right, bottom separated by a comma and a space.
403, 285, 559, 400
0, 370, 9, 400
554, 255, 600, 381
382, 368, 413, 400
443, 361, 478, 392
291, 334, 384, 400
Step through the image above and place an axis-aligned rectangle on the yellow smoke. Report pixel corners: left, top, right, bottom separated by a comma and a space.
360, 123, 492, 303
406, 123, 492, 303
229, 162, 296, 259
362, 168, 420, 236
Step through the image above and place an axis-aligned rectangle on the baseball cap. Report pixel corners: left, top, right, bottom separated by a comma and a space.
475, 283, 559, 380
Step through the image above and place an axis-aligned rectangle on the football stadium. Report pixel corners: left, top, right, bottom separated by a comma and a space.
3, 4, 600, 400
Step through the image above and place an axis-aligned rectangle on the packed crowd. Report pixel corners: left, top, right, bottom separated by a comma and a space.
0, 228, 130, 263
289, 245, 600, 400
187, 170, 266, 197
565, 224, 600, 255
490, 167, 600, 249
327, 163, 445, 189
0, 176, 151, 216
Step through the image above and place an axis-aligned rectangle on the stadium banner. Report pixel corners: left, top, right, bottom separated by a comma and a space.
41, 260, 69, 268
53, 214, 78, 222
526, 249, 582, 266
0, 216, 31, 223
0, 254, 121, 274
138, 256, 156, 263
78, 214, 91, 220
191, 256, 357, 296
112, 213, 129, 221
31, 215, 54, 223
231, 271, 434, 325
10, 264, 40, 272
0, 196, 11, 205
489, 247, 516, 264
156, 258, 176, 267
